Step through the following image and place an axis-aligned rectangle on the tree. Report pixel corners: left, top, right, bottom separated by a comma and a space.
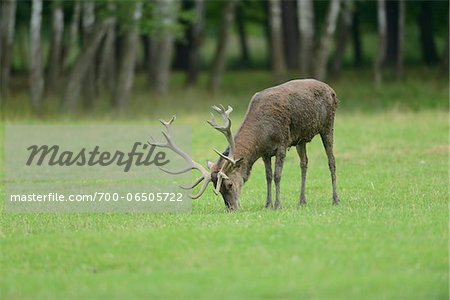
236, 3, 250, 65
314, 0, 341, 80
30, 0, 44, 110
298, 0, 314, 77
150, 0, 178, 95
62, 19, 112, 113
186, 0, 205, 86
98, 3, 117, 94
332, 0, 352, 76
281, 0, 299, 69
47, 1, 64, 92
0, 0, 17, 98
114, 2, 142, 112
269, 0, 286, 83
374, 0, 387, 86
419, 1, 438, 65
81, 0, 96, 108
397, 0, 405, 79
385, 0, 399, 64
63, 0, 81, 70
351, 1, 362, 67
209, 0, 236, 92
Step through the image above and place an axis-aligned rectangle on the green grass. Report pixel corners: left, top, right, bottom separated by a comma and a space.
0, 70, 449, 299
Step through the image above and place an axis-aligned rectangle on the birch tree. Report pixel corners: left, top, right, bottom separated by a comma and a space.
332, 0, 352, 76
374, 0, 387, 86
98, 3, 117, 94
269, 0, 286, 83
30, 0, 44, 110
64, 0, 81, 70
81, 0, 95, 108
47, 1, 64, 92
209, 0, 236, 92
314, 0, 341, 80
114, 2, 142, 112
298, 0, 314, 77
0, 0, 17, 97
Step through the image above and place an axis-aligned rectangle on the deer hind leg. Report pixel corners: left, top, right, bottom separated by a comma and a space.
274, 147, 286, 209
320, 129, 340, 205
263, 156, 273, 209
296, 142, 308, 206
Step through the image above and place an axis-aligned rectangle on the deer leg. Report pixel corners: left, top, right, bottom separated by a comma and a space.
263, 156, 273, 208
296, 142, 308, 206
321, 130, 340, 205
274, 148, 286, 209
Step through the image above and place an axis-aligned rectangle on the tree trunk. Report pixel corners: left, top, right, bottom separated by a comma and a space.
396, 0, 405, 79
281, 0, 299, 69
298, 0, 314, 77
47, 2, 64, 93
351, 1, 362, 67
81, 0, 96, 109
186, 0, 204, 86
385, 0, 399, 65
374, 0, 387, 86
440, 34, 449, 76
150, 0, 178, 95
62, 20, 112, 113
30, 0, 44, 111
98, 3, 116, 95
332, 0, 352, 76
0, 0, 17, 98
314, 0, 341, 81
63, 0, 81, 70
269, 0, 286, 83
236, 4, 250, 64
208, 0, 236, 93
419, 1, 438, 65
113, 2, 142, 112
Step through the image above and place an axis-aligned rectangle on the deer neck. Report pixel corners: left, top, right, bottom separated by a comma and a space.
233, 130, 260, 182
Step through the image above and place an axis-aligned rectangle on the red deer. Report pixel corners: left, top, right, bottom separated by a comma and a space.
149, 79, 340, 211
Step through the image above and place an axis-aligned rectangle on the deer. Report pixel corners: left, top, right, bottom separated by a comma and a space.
148, 79, 340, 211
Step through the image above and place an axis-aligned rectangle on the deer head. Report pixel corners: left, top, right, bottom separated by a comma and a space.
148, 105, 243, 211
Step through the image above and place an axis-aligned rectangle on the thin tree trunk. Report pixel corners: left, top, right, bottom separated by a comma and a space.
352, 2, 362, 67
47, 2, 64, 93
186, 0, 204, 86
269, 0, 286, 83
236, 4, 250, 64
0, 0, 17, 98
315, 0, 341, 81
298, 0, 314, 77
114, 2, 142, 112
208, 0, 236, 93
396, 0, 405, 79
281, 0, 299, 69
30, 0, 44, 110
332, 0, 352, 76
98, 3, 116, 94
63, 0, 81, 70
62, 20, 112, 113
374, 0, 387, 86
81, 0, 95, 109
419, 1, 438, 65
151, 0, 178, 95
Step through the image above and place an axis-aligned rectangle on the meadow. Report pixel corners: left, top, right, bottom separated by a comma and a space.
0, 69, 448, 299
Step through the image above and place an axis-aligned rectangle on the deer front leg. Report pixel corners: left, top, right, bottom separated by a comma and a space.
274, 148, 286, 209
321, 130, 340, 205
296, 142, 308, 206
263, 156, 273, 208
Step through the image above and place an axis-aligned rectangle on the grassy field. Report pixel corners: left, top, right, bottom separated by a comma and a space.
0, 70, 448, 299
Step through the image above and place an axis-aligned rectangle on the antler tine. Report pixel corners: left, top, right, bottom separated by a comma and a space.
148, 116, 212, 199
207, 105, 236, 160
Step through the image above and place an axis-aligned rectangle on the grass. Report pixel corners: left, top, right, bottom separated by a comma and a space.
0, 70, 449, 299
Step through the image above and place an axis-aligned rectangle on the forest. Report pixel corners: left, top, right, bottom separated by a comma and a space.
0, 0, 448, 115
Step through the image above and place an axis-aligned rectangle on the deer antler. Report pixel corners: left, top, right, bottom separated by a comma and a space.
148, 116, 211, 199
207, 105, 239, 165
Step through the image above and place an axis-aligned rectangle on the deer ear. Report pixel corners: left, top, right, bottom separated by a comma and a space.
207, 160, 214, 170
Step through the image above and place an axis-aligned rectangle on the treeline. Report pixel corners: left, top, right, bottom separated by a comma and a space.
0, 0, 448, 113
